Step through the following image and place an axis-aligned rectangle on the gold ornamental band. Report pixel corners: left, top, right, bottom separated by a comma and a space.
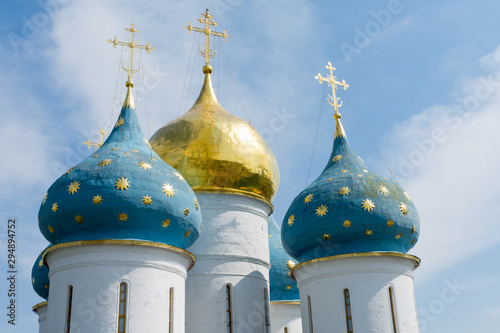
32, 301, 48, 313
41, 239, 196, 270
289, 252, 421, 279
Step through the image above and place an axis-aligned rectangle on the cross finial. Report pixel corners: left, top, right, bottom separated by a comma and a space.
84, 129, 108, 150
315, 61, 349, 118
184, 9, 230, 73
108, 24, 155, 86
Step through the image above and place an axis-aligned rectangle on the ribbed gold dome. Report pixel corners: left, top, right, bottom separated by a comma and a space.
149, 70, 279, 206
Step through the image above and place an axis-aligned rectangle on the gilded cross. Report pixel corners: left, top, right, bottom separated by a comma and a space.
108, 24, 155, 85
184, 9, 230, 66
315, 61, 349, 116
84, 129, 108, 150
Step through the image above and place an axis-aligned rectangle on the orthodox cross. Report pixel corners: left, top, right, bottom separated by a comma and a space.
184, 9, 230, 66
84, 129, 108, 150
108, 24, 155, 85
315, 61, 349, 117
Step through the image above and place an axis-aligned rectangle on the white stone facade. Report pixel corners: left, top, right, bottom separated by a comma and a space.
44, 242, 193, 333
293, 253, 420, 333
270, 302, 302, 333
185, 193, 272, 333
33, 301, 48, 333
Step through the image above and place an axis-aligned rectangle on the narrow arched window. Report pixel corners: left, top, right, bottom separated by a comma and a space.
118, 283, 127, 333
65, 285, 73, 333
389, 287, 398, 333
344, 289, 353, 333
308, 295, 314, 333
284, 327, 289, 333
264, 288, 270, 328
169, 287, 174, 333
226, 284, 233, 333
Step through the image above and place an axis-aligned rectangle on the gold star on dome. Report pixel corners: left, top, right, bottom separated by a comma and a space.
286, 260, 296, 269
411, 225, 415, 234
357, 174, 363, 177
286, 285, 292, 290
332, 154, 342, 163
44, 285, 49, 290
98, 159, 111, 167
304, 194, 314, 203
132, 149, 139, 153
316, 205, 328, 217
327, 178, 333, 182
68, 181, 81, 194
93, 195, 103, 205
142, 195, 152, 206
74, 214, 84, 224
115, 177, 130, 191
144, 139, 152, 148
400, 203, 408, 215
361, 199, 375, 212
194, 199, 199, 210
184, 230, 191, 237
51, 202, 58, 212
343, 220, 351, 228
365, 229, 373, 236
92, 154, 100, 158
38, 259, 43, 267
411, 239, 416, 245
184, 207, 189, 216
115, 118, 125, 127
378, 185, 390, 195
138, 161, 152, 170
395, 233, 402, 239
48, 226, 55, 233
341, 169, 348, 173
387, 220, 394, 227
174, 172, 184, 181
162, 183, 175, 197
338, 186, 350, 196
32, 278, 35, 284
404, 192, 411, 201
363, 169, 369, 173
322, 234, 331, 240
200, 222, 203, 230
161, 219, 171, 228
117, 212, 128, 221
64, 166, 75, 175
288, 214, 295, 226
42, 193, 47, 205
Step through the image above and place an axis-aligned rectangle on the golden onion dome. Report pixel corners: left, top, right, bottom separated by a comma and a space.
149, 66, 280, 207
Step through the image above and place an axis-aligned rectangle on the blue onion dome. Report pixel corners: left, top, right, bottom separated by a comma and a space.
269, 216, 299, 302
282, 114, 420, 263
37, 85, 202, 249
32, 246, 51, 300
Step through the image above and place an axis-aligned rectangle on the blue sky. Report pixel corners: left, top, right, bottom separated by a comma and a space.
1, 0, 500, 332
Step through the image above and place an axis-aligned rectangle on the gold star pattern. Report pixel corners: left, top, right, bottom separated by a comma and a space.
332, 154, 343, 163
38, 259, 43, 267
357, 174, 363, 177
304, 194, 314, 203
363, 169, 369, 173
117, 213, 128, 221
378, 185, 390, 195
132, 149, 139, 153
343, 220, 351, 228
184, 207, 189, 216
93, 195, 103, 205
32, 278, 35, 284
411, 225, 416, 234
162, 183, 175, 197
115, 177, 131, 191
98, 159, 112, 167
338, 186, 350, 196
286, 260, 296, 269
174, 172, 184, 181
400, 203, 408, 215
138, 161, 152, 170
341, 169, 348, 173
92, 154, 100, 158
395, 233, 402, 239
288, 214, 295, 226
286, 285, 292, 290
115, 118, 125, 127
327, 178, 333, 182
161, 219, 171, 228
42, 193, 47, 205
411, 239, 416, 245
322, 234, 331, 240
65, 166, 75, 175
361, 199, 375, 212
51, 202, 58, 212
67, 181, 81, 194
44, 285, 49, 290
316, 205, 328, 217
184, 230, 191, 237
194, 199, 199, 210
200, 222, 203, 230
142, 195, 153, 206
365, 229, 373, 236
404, 192, 411, 201
387, 220, 394, 227
75, 215, 84, 224
48, 226, 55, 233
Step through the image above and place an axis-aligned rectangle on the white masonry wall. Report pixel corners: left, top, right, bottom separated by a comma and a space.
293, 255, 420, 333
45, 243, 192, 333
186, 193, 272, 333
33, 302, 48, 333
270, 302, 302, 333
